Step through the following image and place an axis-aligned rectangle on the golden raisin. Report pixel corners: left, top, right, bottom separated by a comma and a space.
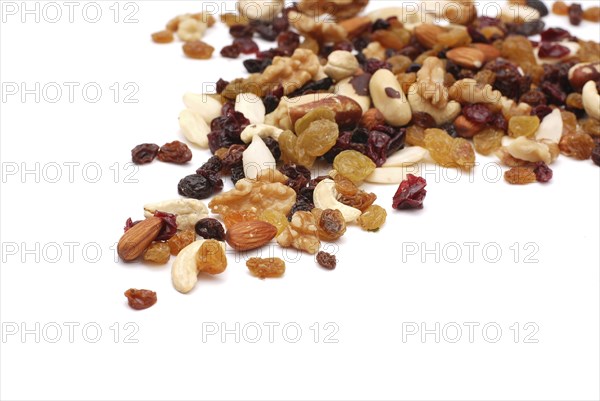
259, 210, 289, 236
297, 119, 339, 157
167, 230, 196, 256
451, 138, 476, 170
581, 118, 600, 137
406, 125, 427, 147
566, 93, 584, 110
552, 1, 569, 15
142, 242, 170, 264
424, 128, 454, 167
508, 116, 540, 138
246, 257, 286, 279
583, 7, 600, 22
294, 108, 335, 135
561, 111, 578, 136
152, 30, 174, 44
333, 173, 359, 197
437, 27, 471, 48
183, 40, 215, 60
559, 133, 595, 160
124, 289, 157, 310
223, 210, 257, 229
473, 128, 504, 155
311, 208, 347, 241
387, 55, 412, 74
504, 167, 537, 185
333, 150, 376, 183
196, 240, 227, 275
338, 189, 377, 212
357, 205, 387, 231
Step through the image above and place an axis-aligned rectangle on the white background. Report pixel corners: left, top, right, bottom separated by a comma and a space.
1, 1, 599, 400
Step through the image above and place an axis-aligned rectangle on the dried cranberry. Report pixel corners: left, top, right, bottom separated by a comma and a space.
364, 59, 392, 74
221, 44, 241, 58
592, 147, 600, 167
221, 101, 235, 117
568, 3, 583, 25
392, 174, 427, 210
533, 162, 553, 183
243, 58, 272, 73
131, 143, 159, 165
506, 19, 545, 37
288, 77, 334, 98
277, 31, 300, 55
540, 81, 566, 105
540, 28, 572, 42
463, 104, 494, 124
216, 78, 229, 94
195, 218, 226, 241
538, 42, 571, 59
272, 16, 289, 33
366, 130, 391, 167
519, 90, 547, 107
531, 105, 553, 120
233, 37, 259, 54
230, 24, 254, 38
279, 164, 311, 193
153, 211, 177, 241
263, 137, 281, 160
255, 24, 277, 41
178, 170, 223, 200
124, 218, 141, 232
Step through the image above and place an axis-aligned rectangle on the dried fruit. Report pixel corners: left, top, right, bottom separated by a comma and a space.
131, 143, 159, 165
222, 210, 258, 229
279, 164, 311, 193
559, 133, 595, 160
259, 210, 289, 236
297, 119, 339, 157
568, 3, 583, 25
406, 125, 427, 147
450, 138, 476, 169
246, 257, 286, 279
582, 118, 600, 137
316, 251, 337, 270
509, 116, 540, 138
167, 230, 196, 256
152, 30, 174, 44
226, 220, 277, 251
311, 208, 347, 241
333, 150, 376, 183
462, 104, 494, 124
158, 141, 192, 164
143, 242, 171, 264
178, 171, 224, 200
473, 128, 504, 155
583, 7, 600, 22
196, 240, 227, 275
357, 205, 387, 231
183, 40, 215, 59
124, 289, 157, 310
533, 162, 553, 182
118, 217, 164, 262
294, 107, 336, 135
195, 218, 226, 241
552, 1, 569, 15
504, 167, 537, 185
392, 174, 427, 210
592, 146, 600, 166
153, 211, 178, 241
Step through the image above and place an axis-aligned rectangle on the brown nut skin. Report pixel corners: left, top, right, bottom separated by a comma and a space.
225, 221, 277, 251
118, 217, 164, 261
414, 24, 446, 49
288, 95, 362, 129
569, 62, 600, 91
360, 108, 386, 130
471, 43, 501, 62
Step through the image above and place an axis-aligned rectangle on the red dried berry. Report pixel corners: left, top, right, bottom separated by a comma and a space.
533, 162, 553, 183
462, 104, 494, 124
221, 44, 241, 58
154, 211, 178, 241
540, 28, 571, 42
538, 42, 571, 59
233, 37, 259, 54
392, 174, 427, 210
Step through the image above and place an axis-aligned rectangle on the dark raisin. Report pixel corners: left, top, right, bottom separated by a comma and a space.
256, 48, 285, 60
124, 289, 157, 310
372, 18, 391, 31
157, 141, 192, 164
131, 143, 159, 165
233, 37, 259, 54
540, 28, 572, 42
316, 251, 337, 270
263, 93, 280, 114
277, 31, 300, 55
467, 26, 489, 43
533, 162, 553, 183
231, 164, 245, 184
531, 105, 553, 120
243, 58, 271, 73
279, 164, 311, 193
411, 112, 436, 128
230, 24, 254, 38
288, 77, 334, 98
527, 0, 549, 16
485, 58, 531, 99
540, 81, 566, 105
568, 3, 583, 25
353, 36, 370, 52
221, 44, 241, 58
519, 90, 547, 107
198, 156, 222, 173
364, 58, 392, 74
592, 147, 600, 167
398, 45, 422, 60
154, 211, 178, 241
333, 41, 353, 52
491, 113, 509, 132
255, 24, 277, 41
392, 174, 427, 210
407, 63, 422, 73
287, 197, 315, 221
538, 42, 571, 59
216, 78, 229, 94
207, 112, 249, 153
220, 144, 246, 172
263, 136, 281, 160
195, 218, 226, 241
440, 122, 459, 138
178, 170, 223, 200
506, 19, 545, 36
462, 104, 494, 124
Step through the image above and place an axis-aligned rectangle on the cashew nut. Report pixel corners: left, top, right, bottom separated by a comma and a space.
172, 240, 227, 294
582, 80, 600, 121
144, 198, 209, 231
242, 135, 276, 180
240, 124, 284, 143
383, 146, 428, 167
334, 78, 370, 114
370, 69, 412, 127
235, 93, 266, 125
535, 108, 563, 143
182, 92, 222, 124
365, 166, 421, 184
324, 50, 359, 82
313, 179, 361, 222
179, 109, 210, 148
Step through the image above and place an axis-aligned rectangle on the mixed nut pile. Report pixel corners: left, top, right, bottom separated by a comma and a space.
121, 0, 600, 309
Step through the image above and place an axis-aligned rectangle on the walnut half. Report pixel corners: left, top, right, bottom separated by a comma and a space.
288, 10, 348, 43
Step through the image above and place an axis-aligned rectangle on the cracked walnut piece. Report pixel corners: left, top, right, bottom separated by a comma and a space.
449, 78, 502, 104
297, 0, 369, 21
276, 211, 321, 254
288, 10, 348, 43
208, 170, 296, 217
222, 48, 321, 99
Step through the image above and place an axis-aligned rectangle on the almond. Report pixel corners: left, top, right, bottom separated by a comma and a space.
118, 217, 164, 261
339, 16, 371, 38
225, 220, 277, 251
414, 24, 445, 49
288, 95, 363, 128
471, 43, 501, 62
446, 47, 486, 69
